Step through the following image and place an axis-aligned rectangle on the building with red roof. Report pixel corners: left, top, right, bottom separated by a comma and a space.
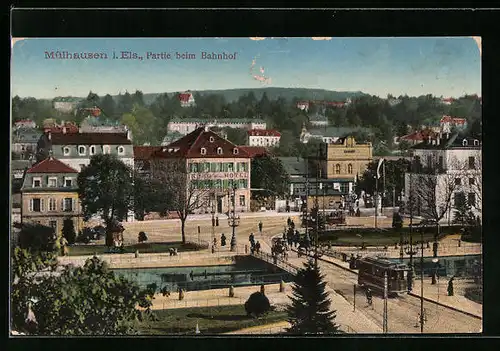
178, 91, 196, 107
151, 126, 252, 214
21, 155, 83, 236
439, 115, 468, 133
247, 129, 281, 147
14, 119, 37, 129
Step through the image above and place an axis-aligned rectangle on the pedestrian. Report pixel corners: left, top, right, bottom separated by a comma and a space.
287, 217, 291, 226
221, 233, 226, 247
216, 216, 219, 226
212, 216, 215, 227
366, 288, 373, 306
255, 241, 261, 254
290, 220, 295, 230
258, 221, 263, 234
282, 231, 287, 241
213, 237, 218, 248
249, 232, 255, 247
447, 276, 455, 296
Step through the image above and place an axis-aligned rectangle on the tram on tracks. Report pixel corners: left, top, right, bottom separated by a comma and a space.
357, 256, 410, 297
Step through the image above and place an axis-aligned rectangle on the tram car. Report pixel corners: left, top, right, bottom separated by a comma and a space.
357, 256, 410, 297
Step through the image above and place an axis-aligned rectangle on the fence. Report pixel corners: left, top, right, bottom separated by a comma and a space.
251, 251, 299, 275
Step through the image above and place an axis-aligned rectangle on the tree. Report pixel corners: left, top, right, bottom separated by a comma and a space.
11, 250, 156, 335
358, 158, 411, 201
99, 94, 117, 120
224, 127, 248, 146
251, 154, 290, 200
133, 172, 171, 221
77, 155, 134, 247
150, 159, 211, 243
286, 259, 338, 335
18, 223, 58, 253
61, 218, 77, 245
452, 192, 476, 228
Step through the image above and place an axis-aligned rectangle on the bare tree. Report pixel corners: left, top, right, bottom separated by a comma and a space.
150, 158, 211, 243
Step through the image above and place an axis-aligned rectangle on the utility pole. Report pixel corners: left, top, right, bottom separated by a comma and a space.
305, 156, 309, 246
383, 270, 388, 334
375, 173, 378, 228
382, 160, 386, 216
420, 225, 425, 333
315, 147, 320, 269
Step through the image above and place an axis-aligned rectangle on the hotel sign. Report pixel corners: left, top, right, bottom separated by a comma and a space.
190, 172, 248, 180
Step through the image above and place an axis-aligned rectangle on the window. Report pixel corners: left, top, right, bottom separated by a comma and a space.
347, 164, 353, 174
335, 164, 341, 174
227, 163, 234, 172
48, 177, 57, 187
438, 156, 444, 171
239, 195, 246, 206
63, 198, 73, 212
233, 148, 239, 155
217, 147, 223, 155
454, 192, 465, 207
201, 148, 207, 155
462, 139, 468, 146
30, 198, 42, 212
117, 146, 125, 155
64, 178, 73, 187
89, 145, 96, 155
49, 198, 56, 211
455, 178, 461, 186
78, 145, 86, 155
49, 220, 57, 230
209, 136, 214, 143
474, 139, 479, 146
63, 146, 71, 156
32, 177, 41, 188
468, 193, 476, 207
469, 178, 475, 186
103, 145, 111, 154
468, 156, 476, 170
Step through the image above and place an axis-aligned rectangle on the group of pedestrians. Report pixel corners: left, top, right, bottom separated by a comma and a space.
248, 232, 261, 254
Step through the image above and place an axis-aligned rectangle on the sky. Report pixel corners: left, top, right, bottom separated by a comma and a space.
11, 37, 481, 99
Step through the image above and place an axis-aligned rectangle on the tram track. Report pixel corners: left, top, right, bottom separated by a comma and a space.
285, 248, 482, 333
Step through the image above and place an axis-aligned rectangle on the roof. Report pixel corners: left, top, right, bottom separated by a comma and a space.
178, 93, 193, 102
238, 146, 268, 158
134, 146, 163, 160
278, 157, 307, 176
44, 122, 80, 134
26, 157, 78, 174
11, 160, 34, 171
400, 129, 439, 142
247, 129, 281, 137
440, 115, 467, 125
308, 127, 372, 137
155, 127, 251, 159
48, 132, 131, 145
411, 132, 481, 150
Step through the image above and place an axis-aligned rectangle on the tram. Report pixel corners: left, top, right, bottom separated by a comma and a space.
357, 256, 410, 297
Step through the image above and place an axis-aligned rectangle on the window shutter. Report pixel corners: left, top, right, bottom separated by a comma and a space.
40, 198, 45, 212
29, 199, 33, 212
61, 198, 65, 211
72, 198, 76, 212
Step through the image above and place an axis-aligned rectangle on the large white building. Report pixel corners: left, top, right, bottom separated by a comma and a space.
404, 133, 482, 224
247, 129, 281, 147
167, 118, 266, 136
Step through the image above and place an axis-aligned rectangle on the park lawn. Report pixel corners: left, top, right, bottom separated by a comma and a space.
134, 305, 288, 335
321, 231, 442, 246
66, 242, 202, 256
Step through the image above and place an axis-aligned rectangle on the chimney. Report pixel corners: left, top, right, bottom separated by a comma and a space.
48, 131, 52, 140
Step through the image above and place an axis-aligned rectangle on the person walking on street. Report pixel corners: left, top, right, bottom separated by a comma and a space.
366, 288, 373, 306
213, 237, 218, 248
255, 240, 261, 254
258, 221, 263, 234
249, 232, 255, 248
287, 217, 291, 227
220, 233, 227, 247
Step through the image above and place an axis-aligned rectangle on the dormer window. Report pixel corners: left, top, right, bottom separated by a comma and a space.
462, 139, 468, 146
201, 148, 207, 155
217, 147, 223, 155
474, 139, 479, 146
78, 145, 86, 155
103, 145, 110, 154
89, 145, 96, 155
117, 146, 125, 155
32, 177, 41, 188
209, 136, 215, 143
48, 177, 57, 187
233, 148, 239, 155
63, 146, 71, 156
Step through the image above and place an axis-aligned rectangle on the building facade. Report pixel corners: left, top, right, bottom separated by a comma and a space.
14, 119, 37, 129
53, 98, 80, 113
247, 129, 281, 147
79, 116, 128, 134
36, 130, 134, 172
440, 115, 468, 133
12, 128, 43, 160
404, 133, 482, 223
152, 127, 252, 214
178, 91, 196, 107
21, 157, 83, 236
167, 118, 267, 136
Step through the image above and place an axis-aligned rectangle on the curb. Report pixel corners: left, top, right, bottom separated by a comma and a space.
407, 292, 482, 320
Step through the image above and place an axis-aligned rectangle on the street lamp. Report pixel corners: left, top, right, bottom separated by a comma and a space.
227, 185, 240, 252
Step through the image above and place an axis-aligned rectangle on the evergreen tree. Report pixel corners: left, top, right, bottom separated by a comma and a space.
286, 259, 339, 335
61, 218, 77, 245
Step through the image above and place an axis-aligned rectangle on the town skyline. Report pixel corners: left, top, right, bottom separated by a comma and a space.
12, 37, 481, 100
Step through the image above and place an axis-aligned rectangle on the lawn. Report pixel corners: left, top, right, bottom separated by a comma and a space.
66, 242, 204, 256
134, 305, 288, 335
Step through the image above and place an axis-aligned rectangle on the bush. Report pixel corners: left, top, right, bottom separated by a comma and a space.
18, 223, 57, 252
138, 231, 148, 243
244, 291, 271, 318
